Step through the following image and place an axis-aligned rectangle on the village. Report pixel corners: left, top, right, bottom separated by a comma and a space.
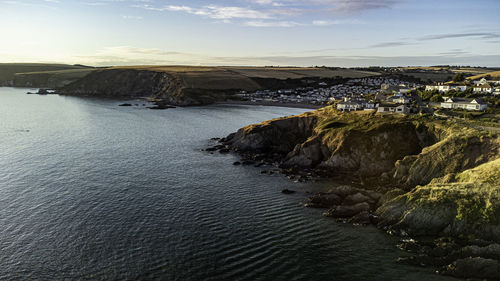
236, 75, 500, 115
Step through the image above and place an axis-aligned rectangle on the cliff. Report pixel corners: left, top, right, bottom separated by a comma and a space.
222, 107, 500, 235
56, 69, 195, 105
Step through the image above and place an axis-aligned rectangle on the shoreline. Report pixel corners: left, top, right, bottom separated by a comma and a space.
215, 100, 324, 109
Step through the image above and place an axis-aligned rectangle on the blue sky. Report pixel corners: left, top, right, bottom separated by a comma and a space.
1, 0, 499, 67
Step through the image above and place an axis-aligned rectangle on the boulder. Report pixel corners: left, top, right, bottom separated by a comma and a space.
307, 192, 342, 208
444, 257, 500, 279
344, 192, 372, 205
326, 202, 371, 218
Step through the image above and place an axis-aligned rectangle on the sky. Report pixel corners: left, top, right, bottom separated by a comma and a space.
0, 0, 499, 67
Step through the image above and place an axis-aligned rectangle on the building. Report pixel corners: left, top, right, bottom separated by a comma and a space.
427, 82, 469, 92
337, 101, 362, 112
440, 98, 488, 111
474, 77, 500, 86
473, 84, 493, 94
377, 103, 410, 114
387, 94, 411, 104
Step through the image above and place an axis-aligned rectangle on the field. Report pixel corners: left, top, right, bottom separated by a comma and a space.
396, 66, 498, 82
467, 70, 500, 80
108, 65, 381, 91
14, 68, 96, 87
0, 63, 95, 87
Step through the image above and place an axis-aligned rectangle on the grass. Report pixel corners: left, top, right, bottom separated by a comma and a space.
0, 63, 94, 87
467, 70, 500, 80
106, 65, 381, 91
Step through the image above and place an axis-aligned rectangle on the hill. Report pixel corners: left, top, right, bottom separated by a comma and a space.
0, 63, 95, 87
56, 66, 381, 105
467, 70, 500, 80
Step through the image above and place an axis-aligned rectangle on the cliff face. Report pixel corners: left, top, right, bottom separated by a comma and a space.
377, 158, 500, 240
225, 108, 447, 179
223, 107, 500, 241
57, 69, 184, 100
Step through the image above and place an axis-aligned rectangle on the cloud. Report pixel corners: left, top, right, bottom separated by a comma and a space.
244, 20, 301, 27
419, 32, 500, 40
138, 4, 271, 19
369, 41, 414, 48
135, 0, 401, 26
313, 0, 399, 12
312, 19, 364, 25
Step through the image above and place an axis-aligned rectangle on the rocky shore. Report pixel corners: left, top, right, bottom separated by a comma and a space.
207, 106, 500, 279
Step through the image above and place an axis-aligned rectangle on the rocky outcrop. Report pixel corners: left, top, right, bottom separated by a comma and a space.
56, 69, 181, 99
225, 112, 318, 154
221, 106, 500, 279
224, 108, 447, 180
377, 157, 500, 240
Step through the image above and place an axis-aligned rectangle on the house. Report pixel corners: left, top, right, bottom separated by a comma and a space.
426, 83, 438, 91
447, 82, 469, 92
428, 82, 469, 92
440, 98, 488, 111
475, 77, 500, 86
337, 101, 362, 112
387, 94, 411, 104
377, 103, 410, 114
473, 83, 493, 94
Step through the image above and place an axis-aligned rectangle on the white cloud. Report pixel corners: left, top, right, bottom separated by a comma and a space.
244, 20, 301, 27
139, 4, 271, 19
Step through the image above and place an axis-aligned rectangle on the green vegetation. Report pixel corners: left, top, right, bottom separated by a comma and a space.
452, 73, 465, 82
0, 63, 95, 87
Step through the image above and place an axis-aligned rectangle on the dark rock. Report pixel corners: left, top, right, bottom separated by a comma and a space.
219, 148, 230, 153
344, 192, 372, 205
307, 192, 342, 208
148, 104, 176, 110
119, 103, 133, 106
444, 257, 500, 279
282, 189, 296, 194
233, 161, 241, 165
242, 160, 255, 165
326, 202, 371, 218
205, 147, 217, 152
261, 170, 268, 174
328, 185, 359, 198
211, 137, 221, 141
348, 211, 372, 225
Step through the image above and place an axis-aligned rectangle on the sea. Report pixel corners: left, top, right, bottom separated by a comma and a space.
0, 87, 454, 280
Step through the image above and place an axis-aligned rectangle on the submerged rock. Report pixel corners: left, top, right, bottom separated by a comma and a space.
444, 257, 500, 279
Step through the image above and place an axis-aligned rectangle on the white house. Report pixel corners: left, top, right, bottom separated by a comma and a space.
473, 83, 493, 94
377, 104, 410, 114
426, 83, 439, 91
387, 94, 411, 104
440, 98, 488, 111
337, 101, 362, 112
428, 82, 469, 92
475, 77, 500, 86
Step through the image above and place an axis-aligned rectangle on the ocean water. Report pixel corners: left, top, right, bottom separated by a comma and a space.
0, 87, 453, 281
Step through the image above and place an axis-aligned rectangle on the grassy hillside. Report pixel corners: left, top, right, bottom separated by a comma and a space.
467, 70, 500, 80
57, 65, 382, 105
0, 63, 94, 87
108, 65, 380, 91
395, 66, 497, 83
14, 68, 96, 88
